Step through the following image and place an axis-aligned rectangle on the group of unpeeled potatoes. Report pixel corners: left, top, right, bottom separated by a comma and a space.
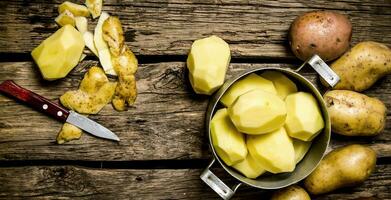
186, 10, 390, 199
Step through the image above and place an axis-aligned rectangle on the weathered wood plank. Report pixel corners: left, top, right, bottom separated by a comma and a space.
0, 61, 390, 161
0, 164, 389, 199
0, 0, 390, 57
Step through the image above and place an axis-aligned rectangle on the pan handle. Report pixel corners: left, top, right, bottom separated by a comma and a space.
295, 54, 340, 87
200, 159, 242, 200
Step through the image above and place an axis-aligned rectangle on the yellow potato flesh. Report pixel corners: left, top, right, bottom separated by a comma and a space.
31, 25, 85, 80
293, 139, 312, 164
228, 89, 286, 134
232, 153, 266, 179
211, 108, 247, 166
261, 71, 297, 99
55, 10, 75, 27
58, 1, 90, 17
285, 92, 324, 141
187, 35, 231, 95
220, 73, 277, 107
247, 127, 295, 173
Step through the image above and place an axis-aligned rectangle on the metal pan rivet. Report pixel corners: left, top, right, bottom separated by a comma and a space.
57, 111, 63, 117
42, 104, 48, 110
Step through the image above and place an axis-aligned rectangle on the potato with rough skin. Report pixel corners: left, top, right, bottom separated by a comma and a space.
321, 41, 391, 91
60, 66, 117, 114
289, 11, 352, 61
271, 185, 311, 200
102, 16, 138, 111
57, 123, 82, 144
304, 144, 376, 195
324, 90, 386, 136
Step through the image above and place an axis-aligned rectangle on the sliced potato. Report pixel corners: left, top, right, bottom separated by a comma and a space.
94, 12, 116, 75
55, 10, 75, 27
58, 1, 90, 17
83, 31, 98, 56
85, 0, 103, 19
75, 16, 88, 33
211, 108, 247, 166
220, 73, 277, 107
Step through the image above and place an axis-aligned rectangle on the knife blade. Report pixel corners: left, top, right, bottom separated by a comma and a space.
0, 80, 120, 142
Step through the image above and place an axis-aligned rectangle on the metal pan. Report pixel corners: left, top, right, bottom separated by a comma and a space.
200, 55, 340, 199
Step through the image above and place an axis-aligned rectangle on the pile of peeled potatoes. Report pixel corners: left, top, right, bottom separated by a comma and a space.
186, 10, 390, 199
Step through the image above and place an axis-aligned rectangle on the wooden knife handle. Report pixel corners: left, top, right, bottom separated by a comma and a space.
0, 80, 69, 122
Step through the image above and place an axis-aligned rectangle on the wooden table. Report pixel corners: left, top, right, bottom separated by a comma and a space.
0, 0, 390, 199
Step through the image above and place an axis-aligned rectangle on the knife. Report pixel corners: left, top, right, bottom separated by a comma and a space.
0, 80, 120, 142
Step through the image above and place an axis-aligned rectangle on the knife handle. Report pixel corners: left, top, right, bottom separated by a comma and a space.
0, 80, 69, 122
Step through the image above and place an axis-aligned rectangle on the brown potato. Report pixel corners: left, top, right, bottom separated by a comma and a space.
289, 11, 352, 61
322, 41, 391, 91
271, 185, 311, 200
324, 90, 386, 136
304, 144, 376, 195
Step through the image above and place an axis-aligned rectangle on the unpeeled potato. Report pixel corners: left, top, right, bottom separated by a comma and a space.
271, 185, 311, 200
289, 11, 352, 61
322, 41, 391, 91
304, 144, 376, 195
324, 90, 386, 136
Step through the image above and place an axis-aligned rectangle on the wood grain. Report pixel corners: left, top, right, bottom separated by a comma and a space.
0, 61, 390, 161
0, 164, 389, 199
0, 0, 390, 58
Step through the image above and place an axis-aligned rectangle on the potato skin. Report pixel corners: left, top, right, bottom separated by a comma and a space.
304, 144, 376, 195
322, 41, 391, 91
289, 11, 352, 61
271, 185, 311, 200
324, 90, 386, 136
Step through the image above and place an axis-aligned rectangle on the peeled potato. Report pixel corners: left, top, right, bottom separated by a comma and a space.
187, 35, 231, 95
220, 73, 277, 107
285, 92, 324, 141
228, 89, 286, 134
247, 127, 295, 173
55, 10, 75, 27
232, 153, 266, 179
58, 1, 90, 17
31, 25, 85, 80
293, 139, 312, 164
261, 71, 297, 99
211, 108, 247, 166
